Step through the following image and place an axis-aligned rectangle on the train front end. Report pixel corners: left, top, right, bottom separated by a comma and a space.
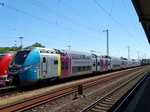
0, 53, 14, 86
8, 48, 40, 86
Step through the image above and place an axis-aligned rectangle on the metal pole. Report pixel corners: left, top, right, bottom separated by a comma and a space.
91, 50, 95, 54
78, 85, 83, 95
67, 45, 71, 51
19, 37, 24, 49
14, 40, 17, 46
103, 29, 109, 56
138, 51, 139, 60
128, 46, 130, 59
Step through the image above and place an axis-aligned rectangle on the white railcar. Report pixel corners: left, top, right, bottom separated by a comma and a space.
110, 57, 122, 70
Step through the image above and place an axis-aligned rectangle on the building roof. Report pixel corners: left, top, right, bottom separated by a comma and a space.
132, 0, 150, 43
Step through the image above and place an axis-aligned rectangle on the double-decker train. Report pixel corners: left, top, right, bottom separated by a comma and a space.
8, 47, 141, 86
0, 52, 14, 86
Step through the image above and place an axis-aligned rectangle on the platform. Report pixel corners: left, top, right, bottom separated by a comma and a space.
125, 73, 150, 112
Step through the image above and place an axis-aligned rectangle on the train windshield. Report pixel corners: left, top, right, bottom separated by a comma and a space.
11, 51, 30, 65
0, 55, 4, 61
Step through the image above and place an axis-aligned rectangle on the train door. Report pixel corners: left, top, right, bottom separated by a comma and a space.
41, 55, 48, 79
108, 59, 111, 70
96, 57, 97, 72
92, 58, 96, 72
97, 57, 100, 72
105, 59, 108, 71
61, 54, 71, 78
100, 59, 104, 72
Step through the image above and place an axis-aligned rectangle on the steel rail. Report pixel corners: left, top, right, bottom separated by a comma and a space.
0, 66, 144, 95
0, 67, 147, 112
112, 71, 150, 112
80, 70, 149, 112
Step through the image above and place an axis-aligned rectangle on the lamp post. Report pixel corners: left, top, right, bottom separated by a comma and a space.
14, 40, 17, 46
67, 45, 71, 51
138, 51, 139, 60
91, 50, 95, 54
128, 46, 130, 59
103, 29, 109, 56
19, 37, 23, 49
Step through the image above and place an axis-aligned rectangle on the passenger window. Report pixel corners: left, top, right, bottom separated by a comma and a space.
93, 62, 96, 66
87, 66, 90, 70
65, 62, 68, 69
54, 60, 58, 64
62, 62, 65, 69
43, 57, 46, 63
100, 62, 103, 66
0, 56, 3, 61
106, 62, 108, 66
78, 67, 81, 72
83, 66, 86, 71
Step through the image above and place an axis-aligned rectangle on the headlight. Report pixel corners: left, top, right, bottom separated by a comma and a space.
19, 65, 32, 73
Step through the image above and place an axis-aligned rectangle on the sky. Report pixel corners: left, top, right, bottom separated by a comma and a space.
0, 0, 149, 59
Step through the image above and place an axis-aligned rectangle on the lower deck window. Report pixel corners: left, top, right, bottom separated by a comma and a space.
82, 66, 86, 71
72, 67, 78, 73
72, 66, 92, 73
87, 66, 91, 70
78, 67, 81, 72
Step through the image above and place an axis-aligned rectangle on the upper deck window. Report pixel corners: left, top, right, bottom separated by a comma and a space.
11, 51, 30, 65
0, 55, 4, 61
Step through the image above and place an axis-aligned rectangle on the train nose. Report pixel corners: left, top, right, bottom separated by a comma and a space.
8, 65, 21, 74
7, 65, 21, 85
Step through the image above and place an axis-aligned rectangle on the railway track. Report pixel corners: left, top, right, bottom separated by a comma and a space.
80, 70, 149, 112
111, 71, 150, 112
0, 66, 148, 112
0, 67, 141, 98
0, 86, 17, 95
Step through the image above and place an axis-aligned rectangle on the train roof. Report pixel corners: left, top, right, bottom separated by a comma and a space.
0, 51, 15, 56
54, 49, 91, 56
109, 56, 122, 60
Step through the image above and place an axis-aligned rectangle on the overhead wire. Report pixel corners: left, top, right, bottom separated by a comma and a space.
0, 1, 110, 51
26, 0, 100, 33
25, 0, 104, 42
1, 1, 147, 56
110, 0, 114, 16
121, 0, 147, 44
14, 9, 18, 31
5, 5, 54, 25
92, 0, 146, 48
60, 1, 122, 50
56, 0, 61, 24
61, 1, 101, 30
2, 4, 101, 42
0, 5, 104, 51
121, 0, 137, 31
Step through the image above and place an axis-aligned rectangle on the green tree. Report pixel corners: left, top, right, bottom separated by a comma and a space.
32, 42, 45, 48
0, 46, 21, 51
0, 42, 45, 51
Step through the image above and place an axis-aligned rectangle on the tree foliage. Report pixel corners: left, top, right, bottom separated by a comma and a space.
0, 46, 21, 51
0, 42, 45, 51
32, 42, 45, 48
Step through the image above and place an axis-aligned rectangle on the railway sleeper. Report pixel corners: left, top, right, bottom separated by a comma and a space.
101, 100, 116, 105
111, 94, 121, 98
92, 107, 107, 112
106, 97, 119, 101
98, 102, 112, 107
105, 98, 117, 102
95, 105, 110, 110
92, 105, 110, 111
